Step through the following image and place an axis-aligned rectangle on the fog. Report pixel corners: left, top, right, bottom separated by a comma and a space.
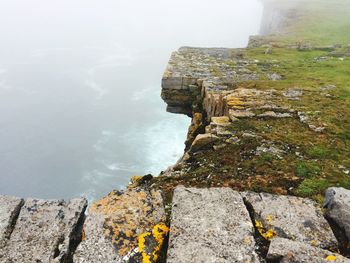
0, 0, 262, 200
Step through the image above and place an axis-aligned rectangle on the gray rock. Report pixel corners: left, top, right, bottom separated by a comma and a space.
0, 195, 24, 248
267, 73, 283, 81
267, 237, 350, 263
320, 84, 337, 91
229, 109, 256, 119
283, 88, 303, 98
167, 187, 260, 263
1, 198, 87, 263
242, 192, 337, 249
324, 187, 350, 247
258, 111, 292, 118
256, 144, 285, 157
74, 215, 119, 263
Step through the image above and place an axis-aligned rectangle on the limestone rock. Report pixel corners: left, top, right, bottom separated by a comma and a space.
0, 195, 24, 249
242, 192, 337, 249
186, 112, 204, 150
211, 116, 230, 126
74, 188, 166, 262
268, 73, 283, 81
267, 237, 350, 263
283, 88, 303, 98
74, 215, 120, 263
229, 109, 256, 119
1, 197, 87, 263
258, 111, 292, 118
167, 187, 260, 263
189, 134, 219, 153
324, 187, 350, 248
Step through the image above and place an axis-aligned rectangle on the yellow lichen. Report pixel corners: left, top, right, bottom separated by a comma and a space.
266, 215, 274, 223
310, 239, 319, 246
138, 223, 169, 263
211, 116, 230, 125
81, 228, 86, 241
255, 220, 277, 241
138, 232, 152, 263
128, 176, 143, 188
226, 96, 245, 109
325, 255, 337, 261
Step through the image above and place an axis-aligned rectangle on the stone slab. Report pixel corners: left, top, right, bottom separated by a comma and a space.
267, 237, 350, 263
0, 195, 24, 249
242, 191, 337, 249
74, 188, 166, 262
167, 186, 260, 263
0, 198, 87, 263
74, 215, 119, 263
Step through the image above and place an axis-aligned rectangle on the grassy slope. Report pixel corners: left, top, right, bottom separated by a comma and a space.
246, 0, 350, 199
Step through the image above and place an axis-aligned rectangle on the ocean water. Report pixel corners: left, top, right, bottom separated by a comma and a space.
0, 0, 262, 200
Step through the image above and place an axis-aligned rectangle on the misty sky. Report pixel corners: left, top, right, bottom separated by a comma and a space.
0, 0, 262, 200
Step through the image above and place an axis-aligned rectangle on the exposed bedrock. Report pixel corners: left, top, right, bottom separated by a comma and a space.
166, 186, 349, 263
267, 237, 350, 263
0, 196, 87, 263
1, 185, 350, 262
167, 187, 260, 263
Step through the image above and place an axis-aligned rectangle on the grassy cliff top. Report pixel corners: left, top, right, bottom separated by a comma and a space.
156, 0, 350, 204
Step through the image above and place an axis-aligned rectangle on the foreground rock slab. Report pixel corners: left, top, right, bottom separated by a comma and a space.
0, 195, 24, 249
324, 187, 350, 250
167, 186, 260, 263
74, 187, 166, 263
267, 237, 350, 263
0, 197, 87, 263
242, 192, 337, 249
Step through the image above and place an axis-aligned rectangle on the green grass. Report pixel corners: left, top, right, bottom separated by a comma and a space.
307, 145, 339, 160
295, 178, 331, 197
295, 161, 320, 178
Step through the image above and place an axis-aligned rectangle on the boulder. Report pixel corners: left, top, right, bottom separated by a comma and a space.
324, 187, 350, 248
167, 187, 260, 263
267, 237, 350, 263
242, 192, 337, 249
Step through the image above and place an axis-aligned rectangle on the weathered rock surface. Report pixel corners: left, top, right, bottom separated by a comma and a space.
0, 195, 24, 249
324, 187, 350, 249
74, 215, 119, 263
267, 237, 350, 263
0, 197, 87, 263
74, 187, 166, 262
242, 191, 337, 249
167, 186, 260, 263
189, 133, 219, 153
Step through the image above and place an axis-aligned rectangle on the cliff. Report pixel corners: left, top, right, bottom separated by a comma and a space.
1, 0, 350, 262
